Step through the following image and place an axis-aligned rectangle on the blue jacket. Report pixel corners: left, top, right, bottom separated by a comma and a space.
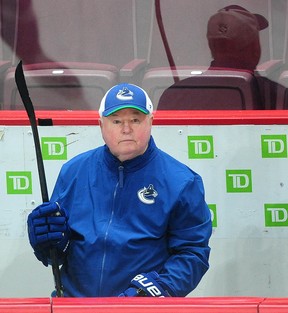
50, 136, 212, 297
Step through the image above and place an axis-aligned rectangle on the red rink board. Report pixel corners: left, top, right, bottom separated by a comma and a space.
259, 298, 288, 313
52, 297, 264, 313
1, 110, 288, 126
1, 297, 288, 312
0, 298, 51, 313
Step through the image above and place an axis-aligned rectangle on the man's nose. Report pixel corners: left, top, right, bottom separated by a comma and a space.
122, 121, 132, 133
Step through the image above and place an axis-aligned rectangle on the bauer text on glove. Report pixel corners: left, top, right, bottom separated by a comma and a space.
118, 271, 174, 297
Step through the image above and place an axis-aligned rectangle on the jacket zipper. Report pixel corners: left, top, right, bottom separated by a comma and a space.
99, 165, 124, 295
118, 165, 124, 188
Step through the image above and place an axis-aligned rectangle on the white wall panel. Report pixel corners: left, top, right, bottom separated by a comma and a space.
0, 124, 287, 297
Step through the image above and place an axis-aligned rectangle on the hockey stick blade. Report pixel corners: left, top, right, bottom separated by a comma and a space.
15, 61, 49, 202
15, 61, 36, 121
15, 60, 64, 297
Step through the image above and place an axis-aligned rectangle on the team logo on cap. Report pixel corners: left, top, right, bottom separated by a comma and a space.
117, 87, 133, 101
218, 23, 228, 34
137, 184, 158, 204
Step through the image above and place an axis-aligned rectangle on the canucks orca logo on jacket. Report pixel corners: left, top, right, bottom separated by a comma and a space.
137, 184, 158, 204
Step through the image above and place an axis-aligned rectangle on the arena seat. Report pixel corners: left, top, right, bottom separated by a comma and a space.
276, 70, 288, 109
142, 67, 262, 110
3, 62, 119, 110
255, 59, 283, 110
0, 61, 11, 108
2, 58, 149, 110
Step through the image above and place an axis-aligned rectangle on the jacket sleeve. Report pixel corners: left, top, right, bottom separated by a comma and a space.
159, 174, 212, 297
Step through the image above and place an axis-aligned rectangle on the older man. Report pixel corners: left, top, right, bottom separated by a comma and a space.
27, 83, 212, 297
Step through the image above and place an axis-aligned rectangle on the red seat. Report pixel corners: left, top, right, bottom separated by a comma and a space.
276, 70, 288, 109
142, 67, 262, 110
3, 62, 119, 110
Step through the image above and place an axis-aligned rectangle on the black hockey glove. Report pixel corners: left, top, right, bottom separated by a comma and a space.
27, 201, 70, 266
118, 271, 172, 297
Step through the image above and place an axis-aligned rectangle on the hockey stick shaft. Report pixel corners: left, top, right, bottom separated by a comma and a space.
15, 60, 64, 297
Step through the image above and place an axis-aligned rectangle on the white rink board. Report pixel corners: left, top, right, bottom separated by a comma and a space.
0, 124, 288, 297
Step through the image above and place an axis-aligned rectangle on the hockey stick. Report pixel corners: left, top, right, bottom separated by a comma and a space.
15, 60, 64, 297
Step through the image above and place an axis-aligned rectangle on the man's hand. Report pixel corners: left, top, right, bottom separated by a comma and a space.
119, 271, 171, 297
27, 202, 70, 266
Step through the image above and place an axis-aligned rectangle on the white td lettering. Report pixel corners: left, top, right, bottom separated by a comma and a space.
228, 174, 249, 188
191, 139, 211, 155
267, 208, 288, 222
263, 139, 285, 154
9, 175, 30, 190
44, 141, 65, 156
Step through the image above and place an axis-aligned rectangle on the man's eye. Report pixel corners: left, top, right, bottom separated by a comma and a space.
112, 120, 121, 124
132, 119, 140, 124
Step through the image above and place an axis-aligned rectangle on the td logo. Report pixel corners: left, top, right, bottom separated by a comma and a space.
6, 171, 32, 194
187, 135, 214, 159
41, 137, 67, 160
226, 169, 252, 193
208, 204, 217, 227
265, 204, 288, 226
261, 134, 287, 158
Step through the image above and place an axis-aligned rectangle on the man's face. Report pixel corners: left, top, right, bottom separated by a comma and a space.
99, 108, 153, 162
